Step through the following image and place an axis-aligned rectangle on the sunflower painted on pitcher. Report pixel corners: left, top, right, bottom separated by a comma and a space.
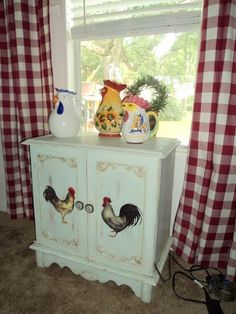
94, 80, 127, 137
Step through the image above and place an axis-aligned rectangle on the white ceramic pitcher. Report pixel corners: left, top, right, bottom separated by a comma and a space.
49, 88, 86, 138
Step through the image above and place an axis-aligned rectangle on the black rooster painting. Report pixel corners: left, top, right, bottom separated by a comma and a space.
101, 196, 142, 237
43, 186, 76, 224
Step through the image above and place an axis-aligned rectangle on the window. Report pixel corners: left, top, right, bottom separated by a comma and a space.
69, 0, 202, 145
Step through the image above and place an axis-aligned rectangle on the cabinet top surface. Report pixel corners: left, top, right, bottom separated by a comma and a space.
23, 133, 180, 158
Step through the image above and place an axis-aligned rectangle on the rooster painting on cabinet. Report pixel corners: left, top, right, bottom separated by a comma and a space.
101, 196, 142, 237
43, 186, 76, 224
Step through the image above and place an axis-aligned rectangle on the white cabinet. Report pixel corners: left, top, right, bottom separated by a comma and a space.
24, 133, 179, 302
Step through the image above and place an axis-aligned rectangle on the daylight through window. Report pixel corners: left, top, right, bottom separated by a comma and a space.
70, 0, 202, 145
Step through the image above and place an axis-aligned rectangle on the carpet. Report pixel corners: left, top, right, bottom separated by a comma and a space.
0, 212, 235, 314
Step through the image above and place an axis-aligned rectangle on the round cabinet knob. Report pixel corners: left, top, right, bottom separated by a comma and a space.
85, 204, 94, 213
75, 201, 84, 211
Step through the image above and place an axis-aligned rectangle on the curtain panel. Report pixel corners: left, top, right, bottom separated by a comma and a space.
0, 0, 54, 219
172, 0, 236, 282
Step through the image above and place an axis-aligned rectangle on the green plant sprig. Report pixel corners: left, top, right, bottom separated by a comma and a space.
126, 75, 169, 113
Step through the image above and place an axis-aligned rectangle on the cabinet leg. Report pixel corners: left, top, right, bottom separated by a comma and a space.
35, 251, 44, 267
35, 251, 51, 268
140, 283, 153, 303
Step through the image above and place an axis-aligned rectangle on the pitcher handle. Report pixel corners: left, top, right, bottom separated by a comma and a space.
147, 111, 159, 138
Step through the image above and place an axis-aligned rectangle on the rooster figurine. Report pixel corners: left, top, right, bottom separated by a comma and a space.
94, 80, 127, 137
101, 197, 142, 237
43, 186, 76, 224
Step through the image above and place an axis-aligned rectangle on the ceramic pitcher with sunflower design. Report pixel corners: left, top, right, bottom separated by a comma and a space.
94, 80, 127, 137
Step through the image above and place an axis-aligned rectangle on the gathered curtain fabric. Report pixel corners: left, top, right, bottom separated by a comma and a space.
172, 0, 236, 282
0, 0, 53, 219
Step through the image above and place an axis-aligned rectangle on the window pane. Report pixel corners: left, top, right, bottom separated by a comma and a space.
80, 31, 199, 145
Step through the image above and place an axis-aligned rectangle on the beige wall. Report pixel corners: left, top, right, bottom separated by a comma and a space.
0, 132, 7, 212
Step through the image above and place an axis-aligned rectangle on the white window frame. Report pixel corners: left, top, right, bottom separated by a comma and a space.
71, 1, 202, 92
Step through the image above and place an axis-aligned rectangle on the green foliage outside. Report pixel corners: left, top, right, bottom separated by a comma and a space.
81, 32, 199, 121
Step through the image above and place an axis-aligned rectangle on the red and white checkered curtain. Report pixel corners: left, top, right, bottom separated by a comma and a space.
172, 0, 236, 282
0, 1, 53, 219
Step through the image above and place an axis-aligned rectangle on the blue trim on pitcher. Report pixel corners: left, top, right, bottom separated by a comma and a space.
55, 88, 77, 95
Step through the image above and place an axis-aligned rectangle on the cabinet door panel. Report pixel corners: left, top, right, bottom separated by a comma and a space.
87, 151, 160, 275
31, 146, 87, 257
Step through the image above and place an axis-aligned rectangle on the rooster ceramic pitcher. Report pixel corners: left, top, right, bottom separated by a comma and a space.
49, 88, 85, 138
94, 80, 127, 137
121, 94, 152, 143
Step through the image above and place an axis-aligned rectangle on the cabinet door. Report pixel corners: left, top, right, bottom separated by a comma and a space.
30, 146, 87, 257
87, 151, 161, 275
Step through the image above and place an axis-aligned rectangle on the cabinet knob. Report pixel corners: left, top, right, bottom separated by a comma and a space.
85, 204, 94, 214
75, 201, 84, 211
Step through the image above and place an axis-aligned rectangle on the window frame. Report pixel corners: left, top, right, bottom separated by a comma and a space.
70, 0, 202, 81
50, 0, 201, 148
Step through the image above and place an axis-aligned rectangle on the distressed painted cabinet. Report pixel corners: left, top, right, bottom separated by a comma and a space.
24, 134, 179, 302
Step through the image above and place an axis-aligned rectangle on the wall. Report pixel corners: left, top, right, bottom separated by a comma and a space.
0, 132, 7, 212
170, 148, 187, 231
50, 0, 75, 90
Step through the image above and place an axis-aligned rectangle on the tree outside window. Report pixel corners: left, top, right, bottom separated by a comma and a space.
80, 31, 199, 145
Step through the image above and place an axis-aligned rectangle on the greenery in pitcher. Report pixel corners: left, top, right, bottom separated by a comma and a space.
126, 75, 169, 114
